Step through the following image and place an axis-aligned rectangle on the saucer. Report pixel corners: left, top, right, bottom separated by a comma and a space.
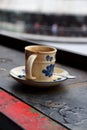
10, 66, 68, 88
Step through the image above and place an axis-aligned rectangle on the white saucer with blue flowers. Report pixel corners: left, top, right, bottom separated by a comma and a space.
10, 66, 68, 88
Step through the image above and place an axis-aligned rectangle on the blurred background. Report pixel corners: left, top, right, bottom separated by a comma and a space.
0, 0, 87, 56
0, 0, 87, 37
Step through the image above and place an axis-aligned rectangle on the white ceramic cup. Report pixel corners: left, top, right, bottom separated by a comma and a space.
25, 45, 57, 82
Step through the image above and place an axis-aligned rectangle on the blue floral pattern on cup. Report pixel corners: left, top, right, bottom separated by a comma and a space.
46, 55, 53, 62
42, 64, 55, 77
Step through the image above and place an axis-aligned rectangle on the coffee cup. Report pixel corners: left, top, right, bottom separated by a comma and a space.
25, 45, 57, 82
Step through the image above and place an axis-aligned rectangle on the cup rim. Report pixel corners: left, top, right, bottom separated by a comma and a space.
25, 45, 57, 53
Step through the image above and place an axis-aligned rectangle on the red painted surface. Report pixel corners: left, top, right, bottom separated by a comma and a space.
0, 90, 67, 130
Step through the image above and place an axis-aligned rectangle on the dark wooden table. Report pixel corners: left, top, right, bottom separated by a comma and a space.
0, 34, 87, 130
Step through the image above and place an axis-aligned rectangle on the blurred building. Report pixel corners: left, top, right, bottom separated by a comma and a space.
0, 0, 87, 37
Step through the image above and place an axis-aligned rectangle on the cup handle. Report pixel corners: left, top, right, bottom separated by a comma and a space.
27, 54, 37, 79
